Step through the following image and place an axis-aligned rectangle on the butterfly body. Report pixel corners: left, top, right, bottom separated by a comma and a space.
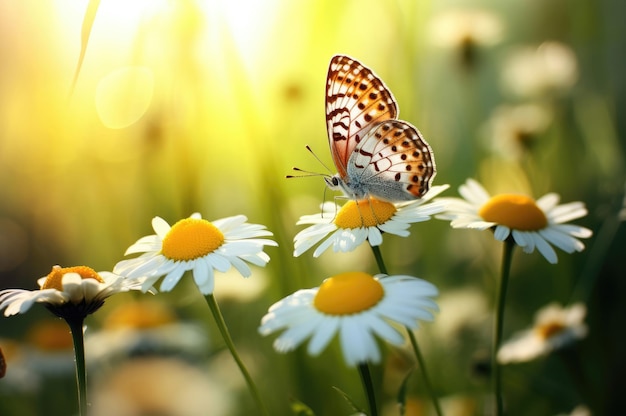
325, 55, 436, 202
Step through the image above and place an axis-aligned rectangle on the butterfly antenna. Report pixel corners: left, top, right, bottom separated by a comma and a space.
305, 145, 334, 174
286, 145, 334, 179
286, 167, 325, 179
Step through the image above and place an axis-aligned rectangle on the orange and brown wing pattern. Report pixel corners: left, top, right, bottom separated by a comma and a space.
325, 55, 398, 178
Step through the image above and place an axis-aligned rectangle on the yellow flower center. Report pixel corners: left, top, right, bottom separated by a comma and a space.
314, 272, 384, 315
478, 194, 548, 231
161, 218, 225, 261
334, 198, 397, 228
41, 265, 104, 291
535, 321, 566, 340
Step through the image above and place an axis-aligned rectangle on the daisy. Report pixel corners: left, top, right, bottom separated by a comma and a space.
497, 302, 587, 364
482, 103, 552, 160
258, 272, 438, 367
428, 7, 504, 68
501, 41, 578, 98
436, 179, 592, 264
0, 265, 146, 416
113, 213, 277, 295
294, 185, 448, 257
0, 265, 144, 319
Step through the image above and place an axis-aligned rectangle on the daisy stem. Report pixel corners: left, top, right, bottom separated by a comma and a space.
407, 330, 443, 416
65, 316, 87, 416
493, 239, 515, 416
357, 363, 378, 416
203, 294, 269, 416
369, 245, 443, 416
370, 244, 388, 274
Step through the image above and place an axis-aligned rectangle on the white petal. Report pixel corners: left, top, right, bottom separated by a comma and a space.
307, 316, 340, 355
367, 227, 383, 246
535, 193, 560, 212
494, 225, 511, 241
152, 216, 171, 239
159, 265, 186, 292
531, 234, 558, 264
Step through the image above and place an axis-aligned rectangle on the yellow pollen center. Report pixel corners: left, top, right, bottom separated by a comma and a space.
41, 265, 104, 291
535, 321, 566, 339
161, 218, 225, 261
478, 194, 548, 231
334, 198, 397, 228
314, 272, 384, 315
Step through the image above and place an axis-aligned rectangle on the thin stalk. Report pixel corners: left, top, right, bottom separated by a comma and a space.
358, 363, 378, 416
493, 239, 515, 416
407, 330, 443, 416
66, 316, 87, 416
370, 244, 388, 274
369, 244, 443, 416
204, 294, 269, 416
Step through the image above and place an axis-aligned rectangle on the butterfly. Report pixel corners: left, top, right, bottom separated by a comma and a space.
324, 55, 436, 202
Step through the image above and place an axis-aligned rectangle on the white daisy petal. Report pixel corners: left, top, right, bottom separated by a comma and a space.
151, 216, 171, 239
539, 228, 585, 253
438, 179, 591, 263
113, 214, 276, 294
494, 225, 511, 241
159, 266, 186, 293
367, 227, 383, 246
259, 273, 438, 367
0, 266, 145, 319
532, 233, 558, 264
307, 316, 340, 355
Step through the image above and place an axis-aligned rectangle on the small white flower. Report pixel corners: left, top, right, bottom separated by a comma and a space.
259, 272, 438, 367
429, 8, 504, 48
113, 213, 277, 295
0, 265, 144, 318
482, 103, 553, 160
294, 185, 448, 257
501, 41, 578, 98
437, 179, 592, 264
498, 302, 588, 364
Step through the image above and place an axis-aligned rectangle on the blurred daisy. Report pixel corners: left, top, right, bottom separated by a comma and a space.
437, 179, 592, 264
483, 103, 552, 160
114, 213, 277, 295
0, 265, 145, 319
501, 41, 578, 98
429, 7, 504, 67
86, 300, 208, 364
498, 302, 587, 364
259, 272, 438, 366
89, 356, 233, 416
294, 185, 448, 257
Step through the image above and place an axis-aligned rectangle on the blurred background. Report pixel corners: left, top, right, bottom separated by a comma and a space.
0, 0, 624, 415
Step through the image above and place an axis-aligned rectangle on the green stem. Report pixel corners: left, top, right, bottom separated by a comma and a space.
369, 244, 443, 416
370, 244, 388, 274
493, 239, 515, 416
204, 294, 269, 416
66, 316, 87, 416
407, 330, 443, 416
358, 363, 378, 416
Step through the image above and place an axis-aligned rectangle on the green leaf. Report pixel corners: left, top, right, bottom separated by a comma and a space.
332, 386, 366, 414
396, 369, 414, 416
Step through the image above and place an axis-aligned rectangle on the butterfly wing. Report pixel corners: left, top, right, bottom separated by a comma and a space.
347, 119, 436, 200
325, 55, 398, 179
